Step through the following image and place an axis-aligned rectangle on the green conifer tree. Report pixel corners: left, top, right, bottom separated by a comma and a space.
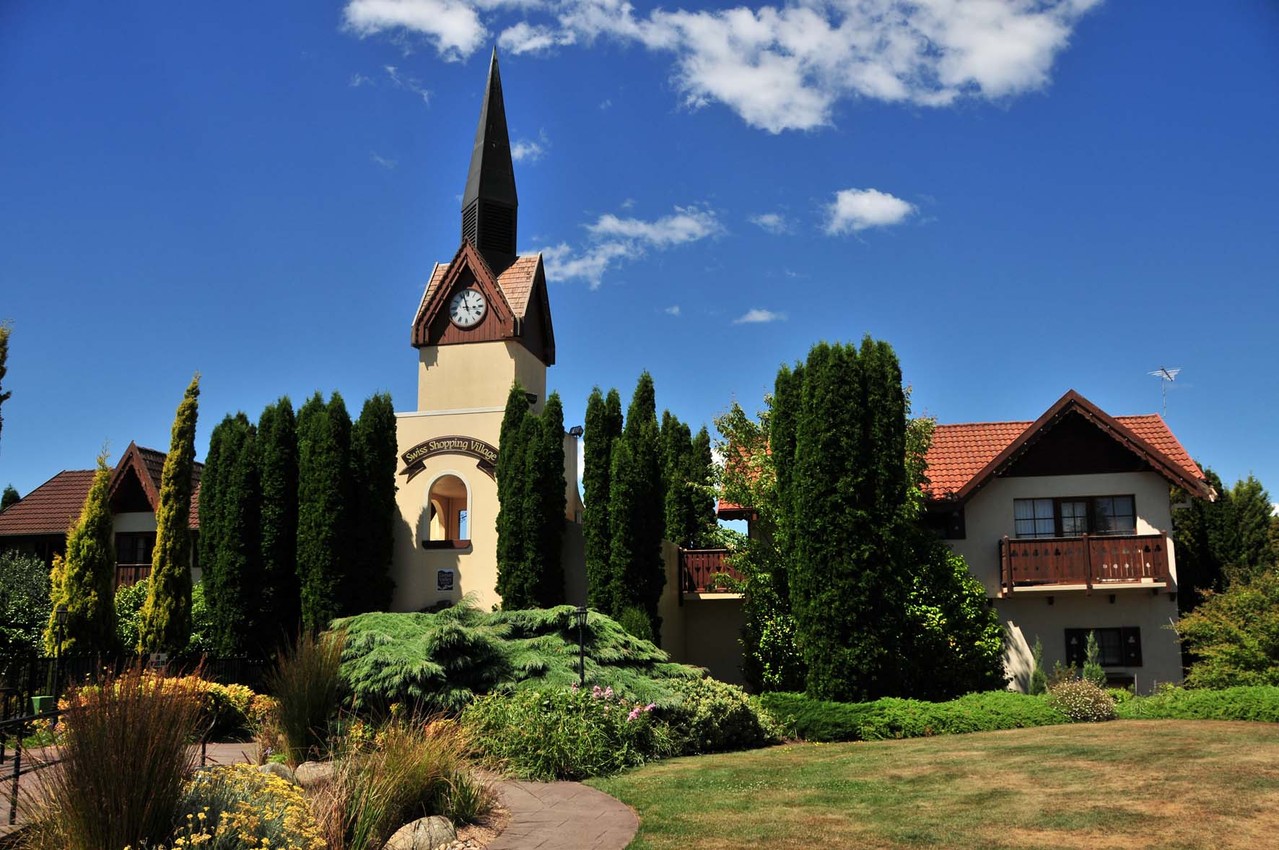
45, 452, 117, 655
139, 374, 201, 654
583, 387, 623, 611
1227, 475, 1278, 584
349, 392, 398, 613
496, 383, 531, 607
531, 391, 567, 605
200, 413, 261, 656
609, 372, 665, 637
689, 426, 716, 547
1, 485, 18, 512
787, 339, 910, 701
257, 397, 300, 645
296, 392, 351, 632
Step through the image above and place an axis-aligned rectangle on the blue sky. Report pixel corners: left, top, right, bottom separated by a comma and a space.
1, 1, 1277, 509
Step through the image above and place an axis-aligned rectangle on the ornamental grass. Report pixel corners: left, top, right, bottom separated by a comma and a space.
22, 665, 204, 850
266, 629, 346, 765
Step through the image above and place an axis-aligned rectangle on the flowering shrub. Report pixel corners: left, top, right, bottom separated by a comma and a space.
58, 675, 274, 741
161, 764, 325, 850
462, 684, 675, 780
661, 677, 780, 755
1047, 679, 1117, 722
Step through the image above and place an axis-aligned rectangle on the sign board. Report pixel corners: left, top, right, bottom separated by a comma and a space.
437, 569, 455, 592
399, 435, 499, 482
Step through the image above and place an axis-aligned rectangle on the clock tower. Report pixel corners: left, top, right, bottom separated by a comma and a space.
391, 49, 576, 613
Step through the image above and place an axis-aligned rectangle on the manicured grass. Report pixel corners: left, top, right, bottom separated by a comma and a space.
589, 721, 1279, 850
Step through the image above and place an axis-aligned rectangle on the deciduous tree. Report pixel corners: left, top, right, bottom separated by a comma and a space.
139, 374, 201, 654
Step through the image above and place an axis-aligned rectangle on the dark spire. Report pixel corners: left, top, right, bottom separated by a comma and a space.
462, 48, 518, 270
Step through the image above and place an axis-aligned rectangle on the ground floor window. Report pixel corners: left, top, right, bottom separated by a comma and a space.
1065, 627, 1142, 667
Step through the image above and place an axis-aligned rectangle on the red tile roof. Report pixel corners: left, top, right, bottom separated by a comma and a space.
422, 252, 542, 319
0, 447, 203, 539
925, 394, 1207, 500
0, 469, 95, 536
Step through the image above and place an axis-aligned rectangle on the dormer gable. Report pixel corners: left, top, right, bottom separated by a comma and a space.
109, 441, 160, 513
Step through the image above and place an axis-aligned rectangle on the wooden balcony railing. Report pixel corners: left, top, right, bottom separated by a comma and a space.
115, 563, 152, 589
679, 548, 744, 594
999, 534, 1170, 595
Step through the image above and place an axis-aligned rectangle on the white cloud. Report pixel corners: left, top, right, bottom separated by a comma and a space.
825, 188, 916, 235
1273, 502, 1279, 517
734, 308, 786, 324
511, 130, 549, 162
499, 21, 576, 54
750, 212, 789, 234
541, 205, 722, 289
665, 305, 681, 316
349, 72, 373, 87
370, 152, 398, 169
343, 0, 1100, 132
384, 64, 432, 104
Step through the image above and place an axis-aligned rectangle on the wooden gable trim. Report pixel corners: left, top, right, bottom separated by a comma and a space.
951, 390, 1213, 504
109, 442, 161, 511
522, 256, 555, 366
412, 241, 518, 348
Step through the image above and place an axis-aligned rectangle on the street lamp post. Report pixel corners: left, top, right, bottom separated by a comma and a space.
54, 605, 68, 700
573, 606, 588, 687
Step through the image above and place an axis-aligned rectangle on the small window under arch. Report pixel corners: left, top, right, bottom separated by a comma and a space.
426, 474, 470, 545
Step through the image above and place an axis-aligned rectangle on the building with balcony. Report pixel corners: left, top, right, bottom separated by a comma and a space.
0, 442, 201, 587
924, 390, 1214, 692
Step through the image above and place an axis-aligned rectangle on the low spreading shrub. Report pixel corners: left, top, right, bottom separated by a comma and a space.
174, 763, 326, 850
336, 605, 702, 714
1047, 679, 1116, 722
757, 690, 1069, 742
660, 677, 780, 755
56, 675, 275, 742
1116, 685, 1279, 722
463, 684, 675, 780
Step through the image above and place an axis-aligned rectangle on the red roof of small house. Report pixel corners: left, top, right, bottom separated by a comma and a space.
0, 446, 203, 538
0, 469, 97, 536
925, 390, 1211, 502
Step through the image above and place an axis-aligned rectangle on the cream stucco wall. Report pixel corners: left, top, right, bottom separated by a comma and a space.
417, 341, 548, 413
950, 471, 1178, 596
949, 470, 1182, 694
657, 541, 746, 684
112, 512, 158, 534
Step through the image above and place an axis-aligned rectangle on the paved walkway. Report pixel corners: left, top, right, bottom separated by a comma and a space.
4, 743, 638, 850
488, 779, 638, 850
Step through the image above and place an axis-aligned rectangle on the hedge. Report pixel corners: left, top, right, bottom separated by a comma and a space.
1116, 686, 1279, 723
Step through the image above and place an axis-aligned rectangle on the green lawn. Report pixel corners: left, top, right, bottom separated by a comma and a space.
589, 720, 1279, 850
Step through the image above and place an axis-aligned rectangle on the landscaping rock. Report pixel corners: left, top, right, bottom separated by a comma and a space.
258, 761, 299, 785
294, 760, 335, 789
384, 815, 457, 850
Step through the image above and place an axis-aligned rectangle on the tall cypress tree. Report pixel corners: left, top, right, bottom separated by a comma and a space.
531, 392, 567, 605
257, 398, 300, 644
46, 452, 117, 655
495, 383, 531, 606
1227, 475, 1278, 584
610, 372, 665, 637
201, 413, 261, 656
349, 392, 398, 613
296, 392, 351, 632
139, 374, 201, 655
689, 426, 716, 547
787, 338, 909, 702
583, 387, 623, 611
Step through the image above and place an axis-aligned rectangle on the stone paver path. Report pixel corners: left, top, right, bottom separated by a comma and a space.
488, 779, 638, 850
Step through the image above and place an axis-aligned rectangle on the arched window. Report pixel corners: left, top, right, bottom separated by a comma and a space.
426, 473, 470, 544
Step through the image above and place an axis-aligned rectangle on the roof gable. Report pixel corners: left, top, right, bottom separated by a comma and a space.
926, 390, 1212, 503
411, 242, 554, 365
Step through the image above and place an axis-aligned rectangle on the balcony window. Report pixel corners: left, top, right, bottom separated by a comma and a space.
1013, 495, 1136, 539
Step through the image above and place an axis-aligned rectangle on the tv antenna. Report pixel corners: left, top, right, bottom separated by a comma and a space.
1148, 367, 1180, 417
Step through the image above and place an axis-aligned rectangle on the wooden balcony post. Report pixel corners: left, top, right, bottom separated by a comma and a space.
1083, 533, 1093, 594
1001, 536, 1012, 596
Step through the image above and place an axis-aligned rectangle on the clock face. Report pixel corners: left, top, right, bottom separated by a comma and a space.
448, 288, 486, 328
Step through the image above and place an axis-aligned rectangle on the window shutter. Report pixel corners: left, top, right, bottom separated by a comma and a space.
1064, 629, 1086, 668
1121, 627, 1142, 666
